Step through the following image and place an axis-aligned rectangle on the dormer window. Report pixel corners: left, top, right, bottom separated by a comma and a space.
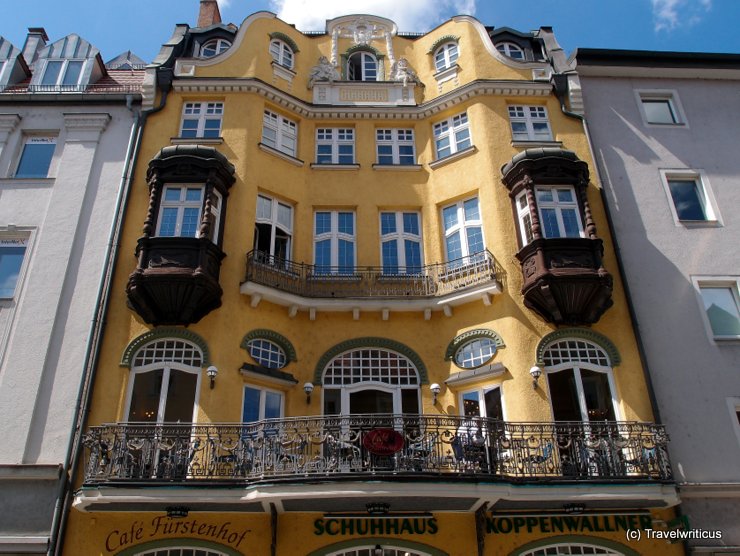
434, 42, 459, 72
347, 52, 377, 81
41, 60, 84, 87
200, 38, 231, 58
496, 42, 524, 60
269, 39, 294, 69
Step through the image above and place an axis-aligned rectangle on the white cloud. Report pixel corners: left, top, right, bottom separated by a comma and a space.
269, 0, 476, 33
651, 0, 712, 32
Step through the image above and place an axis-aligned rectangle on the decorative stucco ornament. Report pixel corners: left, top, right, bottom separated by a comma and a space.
308, 56, 340, 89
390, 58, 421, 87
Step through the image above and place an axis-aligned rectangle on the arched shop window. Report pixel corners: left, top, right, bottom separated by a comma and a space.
134, 549, 230, 556
327, 547, 432, 556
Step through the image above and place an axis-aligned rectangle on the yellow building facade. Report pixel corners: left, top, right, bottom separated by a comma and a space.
62, 6, 682, 556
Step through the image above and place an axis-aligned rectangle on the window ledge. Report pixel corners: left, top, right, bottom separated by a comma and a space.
433, 64, 459, 84
429, 145, 477, 169
372, 163, 422, 172
677, 219, 722, 229
258, 143, 305, 167
713, 337, 740, 342
0, 177, 55, 186
171, 137, 224, 145
511, 140, 562, 148
645, 122, 687, 128
271, 61, 296, 82
310, 163, 360, 170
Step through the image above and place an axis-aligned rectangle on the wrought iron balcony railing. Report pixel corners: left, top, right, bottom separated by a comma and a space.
243, 250, 501, 299
82, 415, 672, 485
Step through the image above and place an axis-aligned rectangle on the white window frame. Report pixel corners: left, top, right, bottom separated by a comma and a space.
14, 135, 57, 179
454, 337, 498, 370
375, 129, 415, 165
316, 128, 355, 165
433, 112, 472, 160
39, 59, 86, 88
441, 196, 485, 263
242, 384, 285, 423
255, 194, 293, 259
156, 184, 204, 238
496, 42, 524, 60
434, 42, 459, 72
0, 234, 30, 300
692, 276, 740, 342
246, 337, 288, 369
659, 169, 721, 226
379, 211, 423, 274
206, 189, 223, 243
313, 210, 356, 273
544, 359, 621, 423
179, 101, 224, 139
534, 186, 585, 239
635, 89, 688, 127
508, 105, 553, 141
269, 39, 294, 69
459, 385, 505, 420
200, 38, 231, 58
515, 191, 535, 246
347, 51, 378, 81
261, 110, 297, 157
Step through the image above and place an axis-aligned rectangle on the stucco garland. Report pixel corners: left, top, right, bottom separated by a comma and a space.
313, 337, 428, 384
269, 31, 300, 53
240, 329, 297, 363
535, 328, 621, 367
427, 34, 461, 54
444, 329, 505, 361
120, 327, 211, 368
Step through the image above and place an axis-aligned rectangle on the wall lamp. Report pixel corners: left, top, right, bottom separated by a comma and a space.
529, 366, 543, 390
430, 383, 441, 404
206, 365, 218, 389
166, 506, 189, 519
373, 545, 383, 556
304, 382, 314, 404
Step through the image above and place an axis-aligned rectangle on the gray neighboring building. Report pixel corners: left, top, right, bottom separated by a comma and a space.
572, 49, 740, 554
0, 29, 143, 553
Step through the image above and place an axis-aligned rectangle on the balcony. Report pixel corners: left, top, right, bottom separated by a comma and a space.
241, 251, 502, 318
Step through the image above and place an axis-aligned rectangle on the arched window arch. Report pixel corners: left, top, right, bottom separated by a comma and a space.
496, 41, 524, 60
200, 38, 231, 58
543, 337, 619, 422
519, 543, 627, 556
125, 338, 204, 423
269, 38, 294, 69
347, 51, 378, 81
434, 41, 459, 72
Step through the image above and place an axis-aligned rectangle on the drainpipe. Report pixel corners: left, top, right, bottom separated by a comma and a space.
48, 67, 173, 556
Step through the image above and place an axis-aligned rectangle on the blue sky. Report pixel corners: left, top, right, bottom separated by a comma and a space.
2, 0, 738, 64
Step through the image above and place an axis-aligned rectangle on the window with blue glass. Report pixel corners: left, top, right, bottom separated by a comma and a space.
347, 51, 377, 81
380, 212, 422, 274
40, 60, 84, 88
15, 136, 56, 178
180, 102, 223, 139
316, 128, 355, 164
243, 385, 283, 423
314, 211, 355, 274
442, 197, 484, 264
534, 187, 583, 239
156, 186, 203, 238
247, 338, 287, 369
376, 129, 415, 165
0, 237, 28, 299
433, 112, 471, 160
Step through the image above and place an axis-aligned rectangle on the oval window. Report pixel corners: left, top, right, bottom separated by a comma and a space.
247, 338, 287, 369
455, 337, 497, 368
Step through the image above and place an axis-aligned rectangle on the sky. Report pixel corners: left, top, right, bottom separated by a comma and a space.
2, 0, 738, 64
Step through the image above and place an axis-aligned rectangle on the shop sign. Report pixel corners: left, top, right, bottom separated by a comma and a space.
105, 517, 250, 552
314, 518, 438, 536
487, 514, 653, 535
362, 428, 405, 455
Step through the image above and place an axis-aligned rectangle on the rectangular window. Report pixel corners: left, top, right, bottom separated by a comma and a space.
380, 211, 422, 274
376, 129, 415, 165
254, 194, 293, 261
316, 128, 355, 164
0, 237, 28, 298
314, 210, 355, 274
433, 112, 471, 159
535, 186, 584, 239
461, 387, 503, 420
41, 60, 84, 88
636, 90, 685, 126
697, 281, 740, 340
243, 385, 284, 423
661, 171, 718, 224
442, 197, 484, 264
180, 102, 224, 138
15, 136, 56, 178
156, 185, 203, 238
262, 110, 297, 157
508, 105, 552, 141
515, 192, 534, 246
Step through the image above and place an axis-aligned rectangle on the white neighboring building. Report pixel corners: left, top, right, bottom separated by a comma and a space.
573, 49, 740, 554
0, 28, 143, 553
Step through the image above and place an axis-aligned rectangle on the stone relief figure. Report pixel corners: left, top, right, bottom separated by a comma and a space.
308, 56, 340, 88
390, 58, 420, 87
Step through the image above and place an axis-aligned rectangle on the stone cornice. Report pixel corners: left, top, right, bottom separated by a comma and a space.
0, 114, 21, 133
62, 112, 111, 130
172, 78, 552, 120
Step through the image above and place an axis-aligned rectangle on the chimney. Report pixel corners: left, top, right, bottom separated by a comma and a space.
198, 0, 222, 28
22, 27, 49, 66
